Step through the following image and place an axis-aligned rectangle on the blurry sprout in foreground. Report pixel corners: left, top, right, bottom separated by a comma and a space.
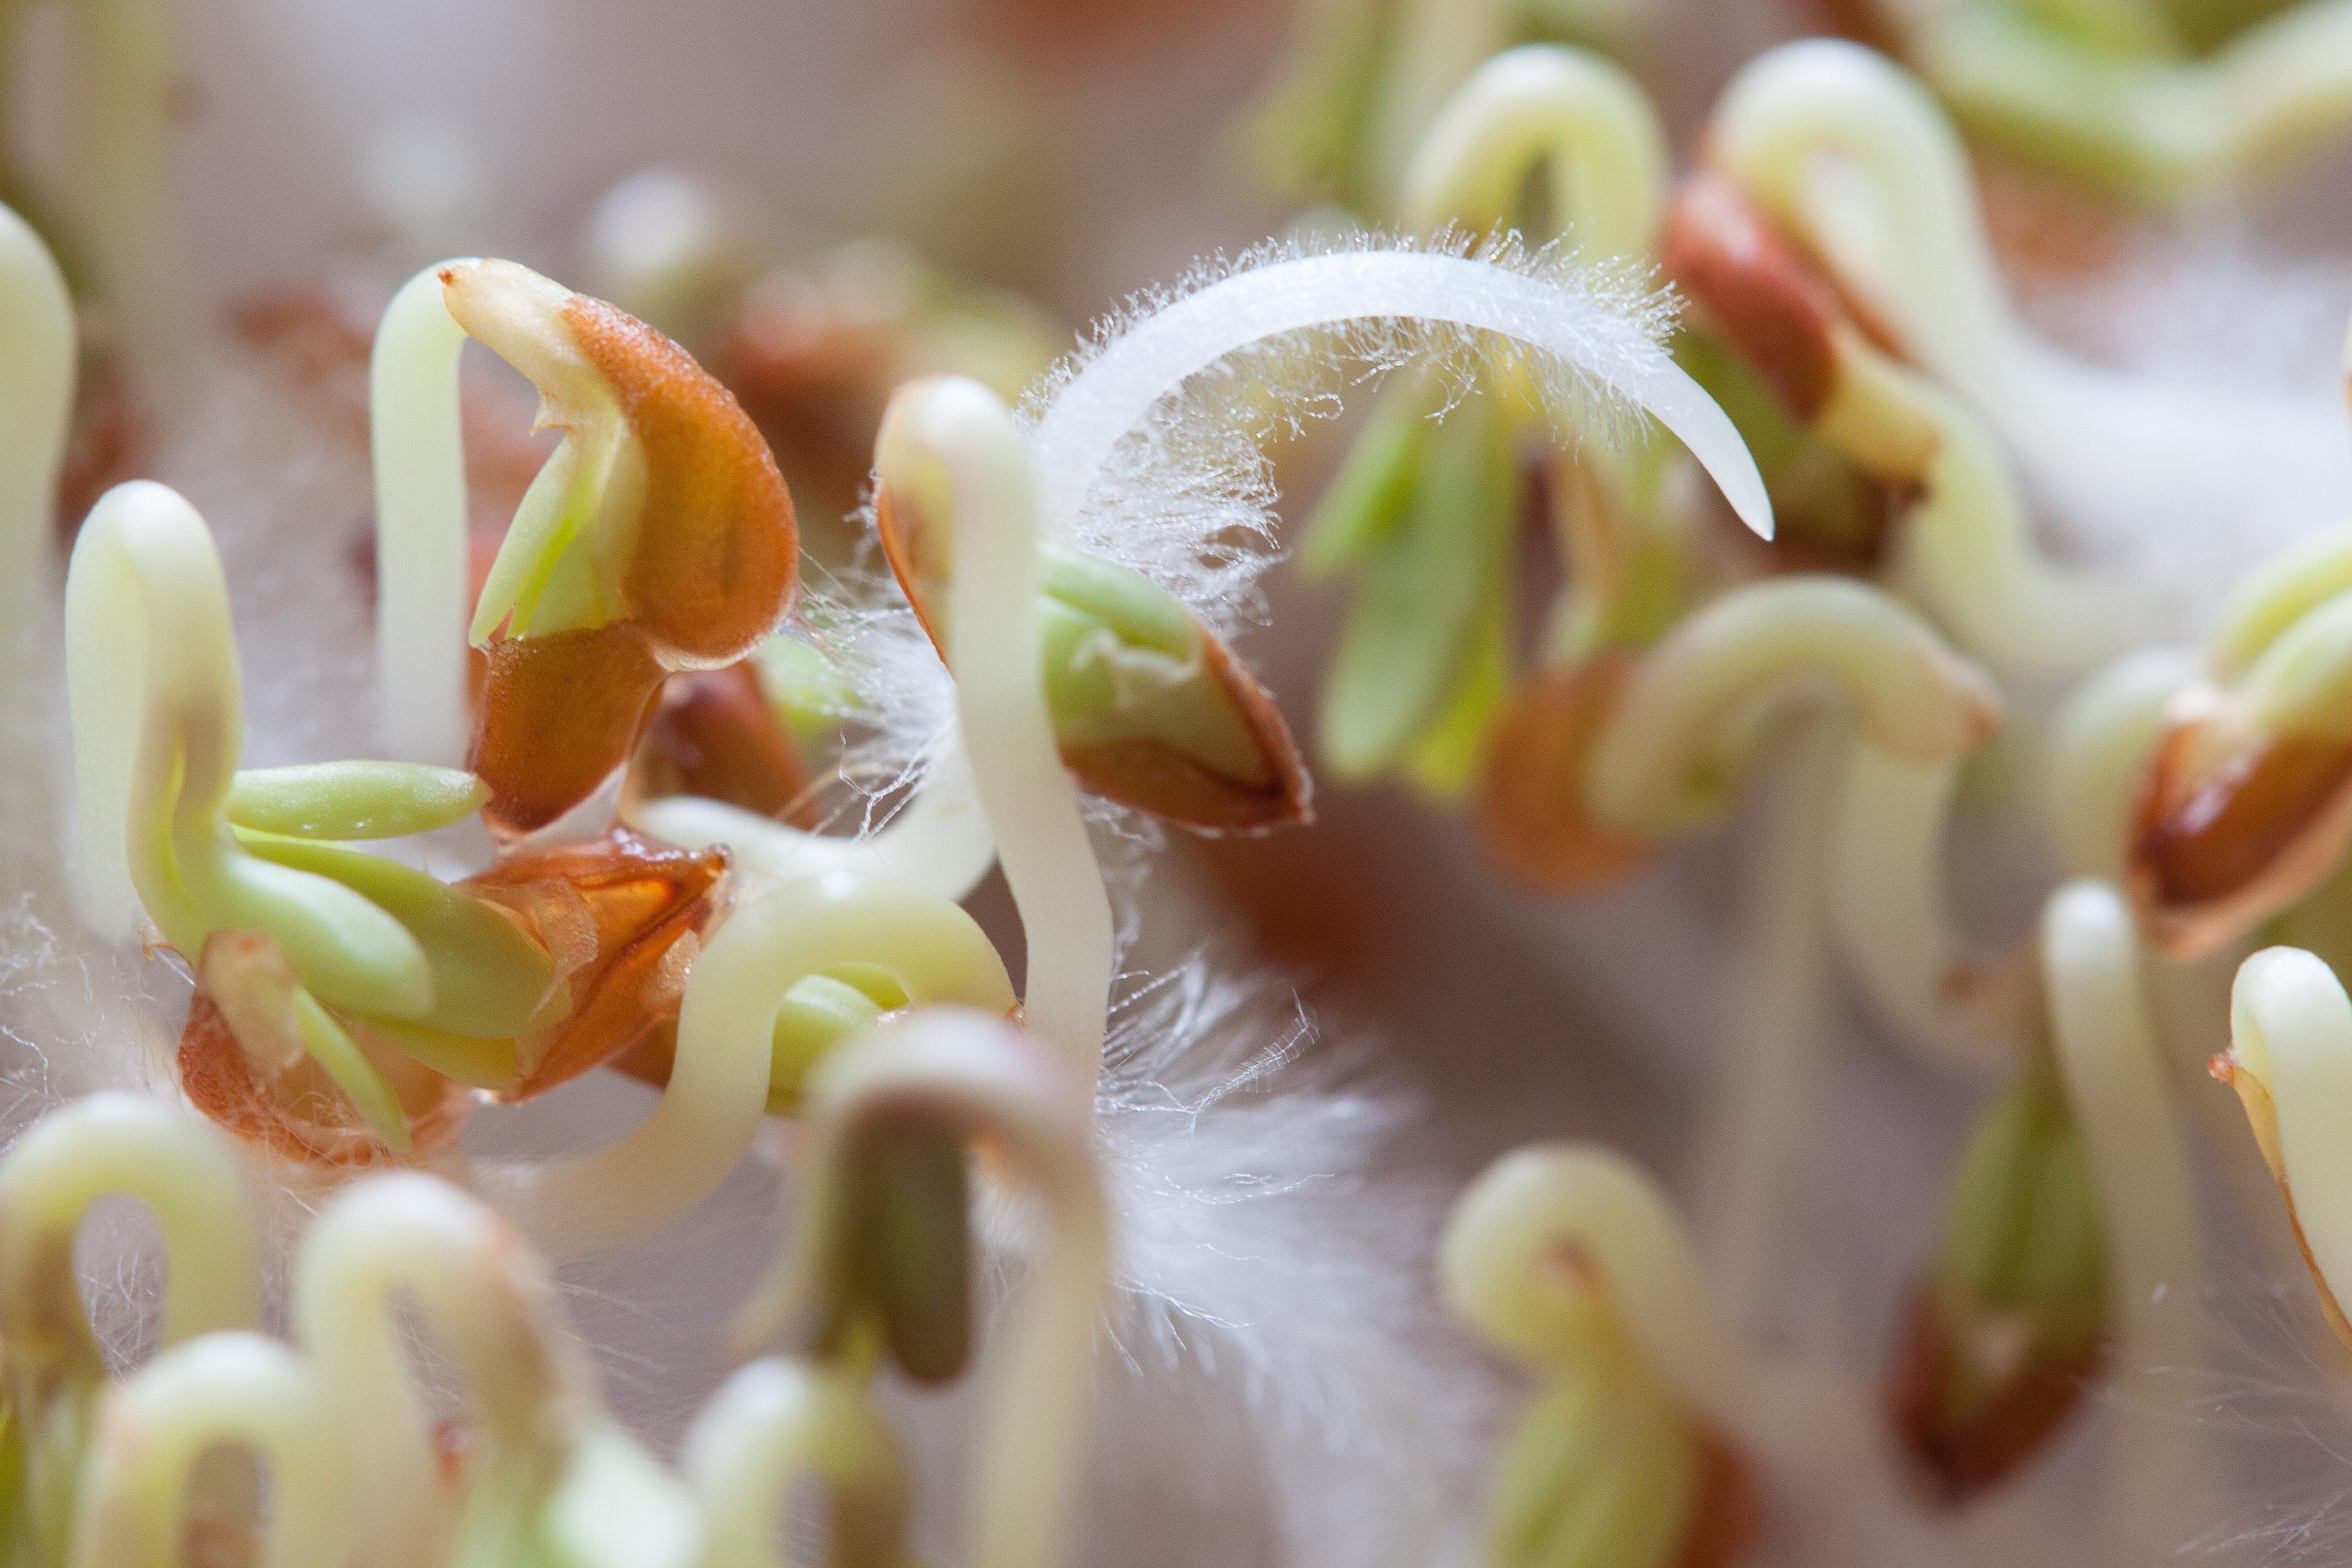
1443, 1146, 1752, 1568
715, 1009, 1105, 1568
1444, 1142, 1894, 1561
0, 1096, 261, 1567
0, 198, 74, 680
1830, 0, 2352, 205
1896, 882, 2199, 1544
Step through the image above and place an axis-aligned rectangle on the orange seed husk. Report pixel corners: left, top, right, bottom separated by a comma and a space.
471, 620, 671, 840
1478, 655, 1653, 890
630, 661, 819, 827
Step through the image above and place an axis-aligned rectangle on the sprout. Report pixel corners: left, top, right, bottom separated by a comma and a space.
734, 1009, 1106, 1568
0, 1095, 261, 1566
2122, 552, 2352, 956
682, 1358, 912, 1568
2043, 645, 2202, 882
0, 200, 74, 657
376, 256, 799, 837
2039, 882, 2203, 1558
292, 1172, 697, 1568
1440, 1145, 1750, 1568
1440, 1143, 1884, 1483
476, 866, 1015, 1255
1659, 171, 2142, 680
2215, 943, 2352, 1344
70, 1332, 353, 1568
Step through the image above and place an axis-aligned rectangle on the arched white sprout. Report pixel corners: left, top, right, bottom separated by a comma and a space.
1584, 575, 2002, 836
68, 1332, 353, 1568
0, 200, 74, 653
476, 866, 1015, 1255
1707, 34, 2319, 526
371, 258, 477, 767
2222, 945, 2352, 1338
877, 378, 1114, 1077
733, 1008, 1107, 1568
681, 1359, 909, 1568
0, 1092, 260, 1350
2042, 881, 2203, 1565
1025, 244, 1772, 549
2043, 646, 2203, 883
64, 481, 433, 1013
1397, 44, 1665, 253
1440, 1142, 1886, 1481
293, 1172, 698, 1568
0, 1095, 262, 1568
630, 733, 996, 903
290, 1172, 529, 1568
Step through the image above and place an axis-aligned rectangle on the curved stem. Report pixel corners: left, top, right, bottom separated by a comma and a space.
1691, 725, 1840, 1323
0, 199, 74, 650
1397, 43, 1665, 253
2222, 945, 2352, 1334
1826, 746, 2014, 1064
370, 258, 478, 768
479, 867, 1016, 1254
628, 732, 996, 903
1584, 575, 2002, 836
1441, 1140, 1884, 1480
2041, 881, 2204, 1565
1025, 247, 1772, 544
681, 1358, 909, 1568
881, 378, 1113, 1081
0, 1092, 261, 1357
68, 1332, 352, 1568
736, 1009, 1106, 1568
2042, 646, 2200, 882
64, 481, 431, 1013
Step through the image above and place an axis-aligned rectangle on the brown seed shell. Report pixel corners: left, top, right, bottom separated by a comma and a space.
471, 619, 671, 840
1477, 655, 1654, 890
1885, 1278, 2103, 1503
1663, 174, 1844, 424
630, 661, 820, 827
2127, 708, 2352, 958
560, 294, 799, 667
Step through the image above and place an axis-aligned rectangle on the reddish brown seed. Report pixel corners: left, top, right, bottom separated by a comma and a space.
1060, 629, 1315, 833
470, 620, 670, 840
2128, 720, 2352, 957
177, 990, 471, 1168
873, 483, 947, 650
560, 294, 799, 666
1477, 655, 1653, 890
631, 662, 819, 827
1677, 1433, 1758, 1568
1884, 1279, 2103, 1503
1662, 174, 1845, 423
465, 828, 730, 1100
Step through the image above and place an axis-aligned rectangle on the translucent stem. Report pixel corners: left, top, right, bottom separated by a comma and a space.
2042, 647, 2200, 882
2041, 881, 2204, 1565
370, 259, 478, 767
1398, 44, 1665, 253
1825, 747, 2009, 1064
1584, 576, 2001, 836
0, 199, 74, 657
479, 868, 1015, 1254
682, 1359, 909, 1568
628, 733, 996, 903
882, 378, 1114, 1080
1442, 1141, 1883, 1479
67, 1332, 353, 1568
1025, 247, 1773, 544
290, 1173, 545, 1568
0, 1092, 260, 1353
1691, 726, 1840, 1325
